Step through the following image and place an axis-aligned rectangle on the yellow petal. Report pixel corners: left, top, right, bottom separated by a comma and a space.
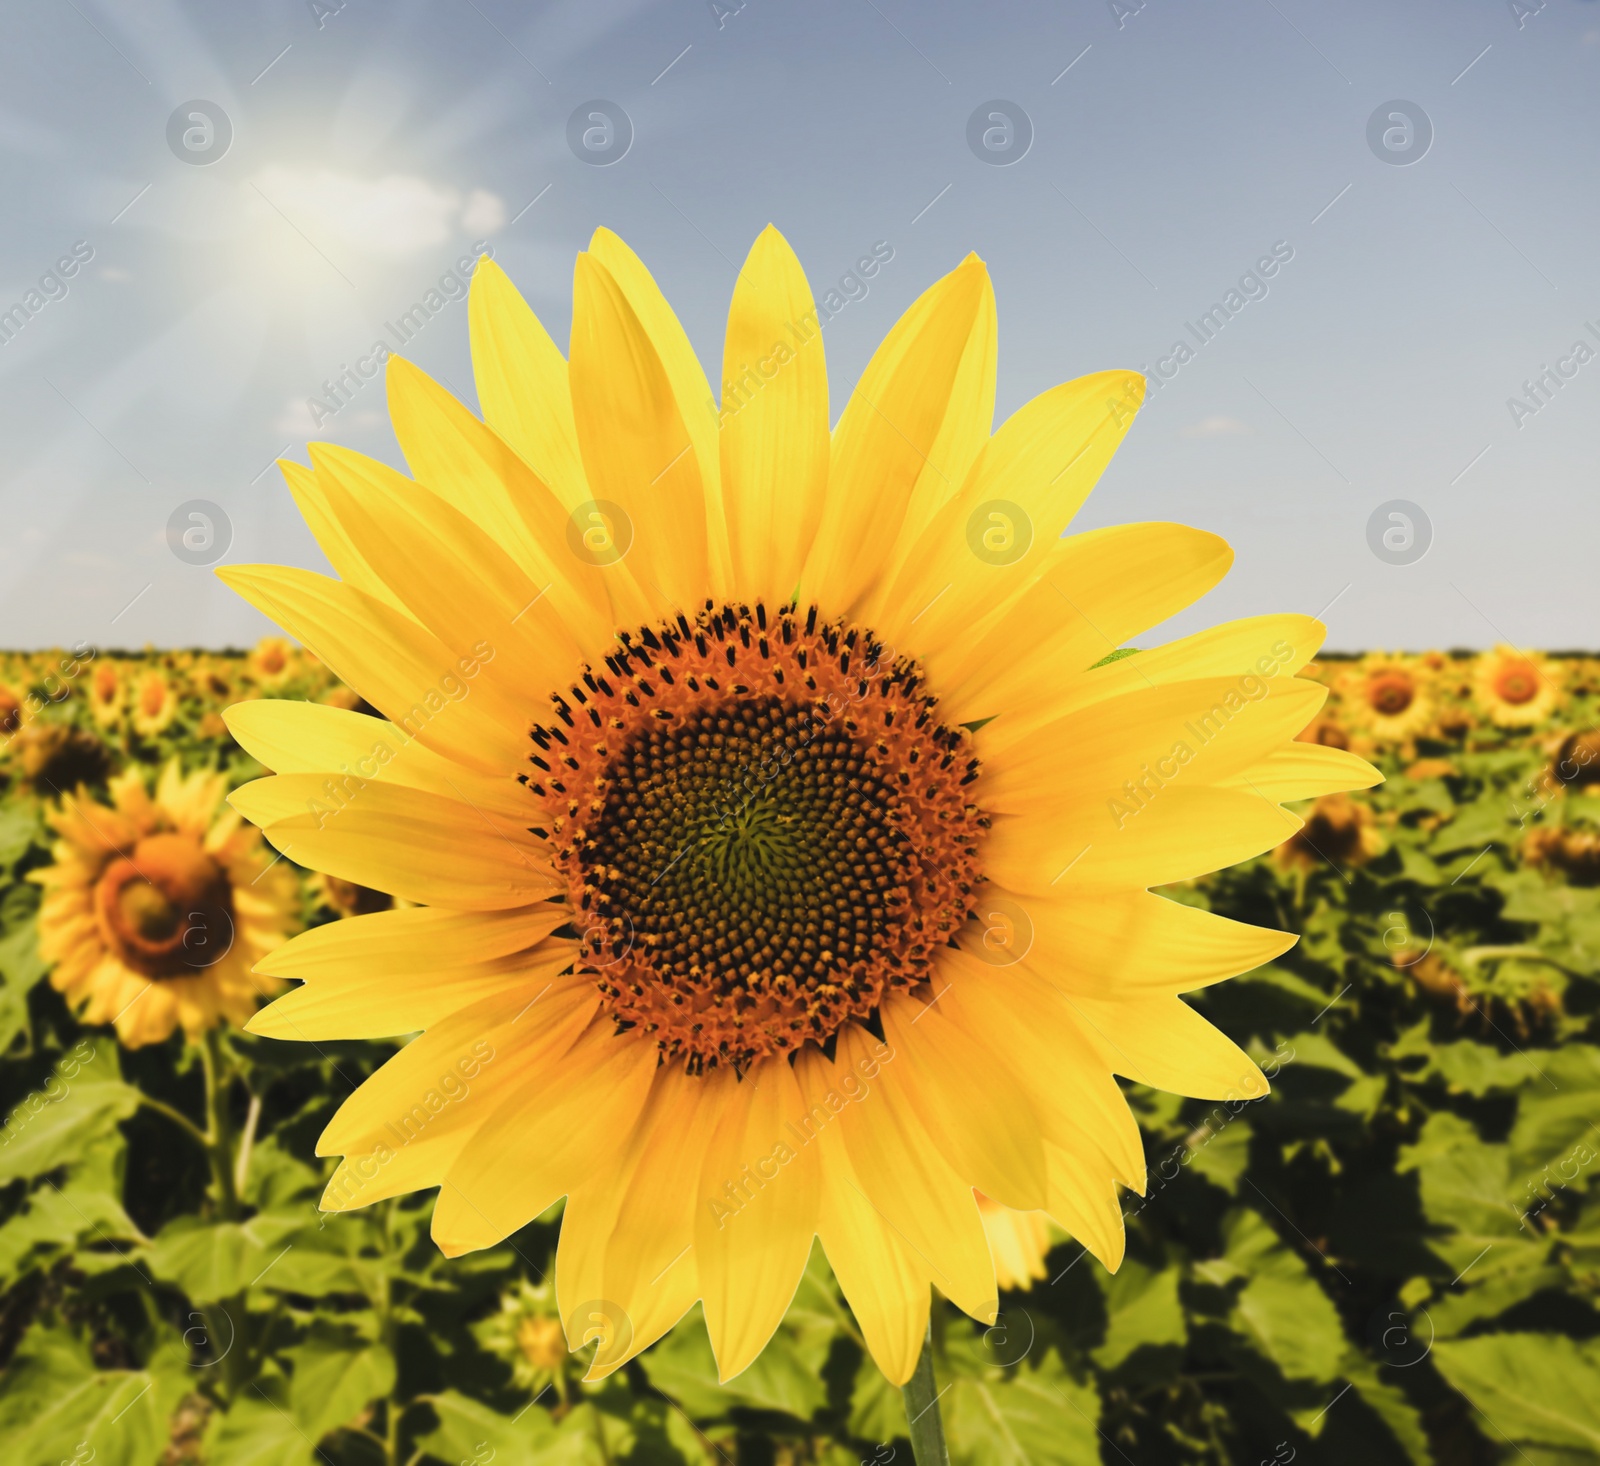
981, 677, 1325, 818
800, 255, 994, 617
384, 356, 619, 645
829, 1024, 997, 1325
468, 257, 588, 510
798, 1045, 930, 1386
932, 950, 1145, 1192
933, 523, 1232, 726
249, 938, 577, 1042
589, 227, 730, 596
431, 1022, 658, 1255
999, 614, 1325, 744
256, 904, 568, 982
310, 441, 583, 696
988, 787, 1300, 895
1062, 993, 1267, 1101
566, 1066, 712, 1378
570, 253, 711, 616
222, 701, 531, 823
252, 784, 557, 910
718, 225, 829, 606
875, 370, 1144, 652
959, 884, 1296, 998
318, 980, 599, 1211
695, 1057, 821, 1381
1222, 743, 1382, 803
277, 457, 412, 618
216, 564, 528, 776
880, 995, 1046, 1211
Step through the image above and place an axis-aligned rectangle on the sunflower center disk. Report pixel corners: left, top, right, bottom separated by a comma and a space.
526, 601, 988, 1070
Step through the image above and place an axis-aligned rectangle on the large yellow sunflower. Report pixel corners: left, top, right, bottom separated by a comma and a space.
219, 226, 1379, 1388
1474, 644, 1561, 728
32, 761, 299, 1047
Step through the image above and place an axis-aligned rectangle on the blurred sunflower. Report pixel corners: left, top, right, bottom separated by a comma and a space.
311, 871, 397, 918
976, 1190, 1055, 1291
88, 660, 125, 728
30, 761, 299, 1047
1275, 792, 1383, 873
1475, 645, 1560, 728
130, 669, 178, 738
248, 636, 298, 690
476, 1276, 574, 1400
0, 682, 24, 741
1344, 655, 1432, 744
220, 227, 1379, 1387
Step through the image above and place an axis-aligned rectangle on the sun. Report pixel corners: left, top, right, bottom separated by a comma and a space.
218, 225, 1379, 1388
31, 760, 300, 1048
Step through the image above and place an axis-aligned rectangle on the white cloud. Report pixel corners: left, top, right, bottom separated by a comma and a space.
1182, 415, 1253, 438
461, 187, 507, 235
271, 397, 319, 436
249, 167, 507, 258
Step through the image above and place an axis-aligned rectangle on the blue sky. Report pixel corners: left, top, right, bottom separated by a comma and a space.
1, 0, 1596, 651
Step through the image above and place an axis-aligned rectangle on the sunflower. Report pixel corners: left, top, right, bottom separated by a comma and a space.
31, 760, 299, 1047
220, 226, 1380, 1388
248, 636, 298, 690
88, 660, 124, 728
130, 669, 178, 738
976, 1191, 1056, 1291
1343, 655, 1431, 744
1474, 644, 1560, 729
1274, 792, 1383, 873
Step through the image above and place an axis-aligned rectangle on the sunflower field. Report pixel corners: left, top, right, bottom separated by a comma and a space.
0, 639, 1598, 1466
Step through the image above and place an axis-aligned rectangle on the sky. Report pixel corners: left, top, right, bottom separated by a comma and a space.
1, 0, 1597, 653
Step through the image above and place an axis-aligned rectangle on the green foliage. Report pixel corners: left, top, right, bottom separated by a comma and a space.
3, 649, 1600, 1464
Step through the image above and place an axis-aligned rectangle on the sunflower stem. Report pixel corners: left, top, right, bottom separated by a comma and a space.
901, 1324, 951, 1466
200, 1029, 242, 1221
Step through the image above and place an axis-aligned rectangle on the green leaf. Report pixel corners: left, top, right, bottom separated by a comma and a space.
0, 921, 46, 1054
942, 1351, 1101, 1466
1433, 1333, 1600, 1455
1221, 1210, 1345, 1383
413, 1390, 635, 1466
147, 1212, 305, 1303
0, 1038, 139, 1183
0, 800, 43, 867
640, 1303, 829, 1420
1341, 1351, 1435, 1465
848, 1352, 906, 1445
0, 1133, 141, 1285
1185, 1116, 1252, 1194
414, 1390, 545, 1466
284, 1324, 396, 1440
1093, 1261, 1184, 1370
0, 1326, 189, 1466
207, 1381, 318, 1466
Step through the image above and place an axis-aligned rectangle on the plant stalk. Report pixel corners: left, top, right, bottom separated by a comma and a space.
901, 1323, 951, 1466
